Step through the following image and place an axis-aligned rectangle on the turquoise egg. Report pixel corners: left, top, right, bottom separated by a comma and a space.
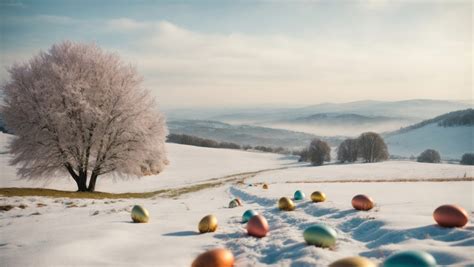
242, 209, 258, 223
294, 190, 305, 200
383, 250, 437, 267
303, 224, 337, 248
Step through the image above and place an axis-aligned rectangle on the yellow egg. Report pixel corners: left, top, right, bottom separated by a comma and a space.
329, 256, 376, 267
278, 197, 295, 211
131, 205, 149, 223
311, 191, 326, 203
198, 215, 218, 233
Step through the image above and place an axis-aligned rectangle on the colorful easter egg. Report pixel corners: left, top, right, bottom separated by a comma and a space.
433, 204, 468, 228
311, 191, 326, 203
294, 190, 305, 200
191, 248, 234, 267
229, 199, 239, 208
303, 224, 337, 248
242, 209, 259, 223
382, 250, 436, 267
278, 197, 295, 211
329, 256, 376, 267
247, 215, 269, 238
234, 198, 243, 206
131, 205, 149, 223
198, 215, 218, 233
352, 194, 374, 211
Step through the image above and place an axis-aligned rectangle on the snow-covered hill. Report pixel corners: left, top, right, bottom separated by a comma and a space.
1, 132, 473, 266
384, 110, 474, 160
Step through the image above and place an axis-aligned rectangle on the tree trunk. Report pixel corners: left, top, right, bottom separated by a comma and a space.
65, 164, 88, 192
87, 172, 99, 192
76, 176, 88, 192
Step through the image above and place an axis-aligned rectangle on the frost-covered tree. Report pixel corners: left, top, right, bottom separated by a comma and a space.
337, 138, 358, 163
357, 132, 388, 163
1, 41, 168, 192
417, 149, 441, 163
308, 139, 331, 166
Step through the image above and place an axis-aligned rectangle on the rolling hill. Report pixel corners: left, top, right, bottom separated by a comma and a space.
384, 109, 473, 160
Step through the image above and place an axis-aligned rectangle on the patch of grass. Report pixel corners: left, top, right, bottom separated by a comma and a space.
0, 166, 290, 200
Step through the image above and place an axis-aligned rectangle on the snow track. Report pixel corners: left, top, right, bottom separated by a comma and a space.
224, 184, 474, 266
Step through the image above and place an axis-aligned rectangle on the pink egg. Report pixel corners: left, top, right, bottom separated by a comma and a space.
352, 194, 374, 211
247, 215, 269, 238
433, 204, 468, 228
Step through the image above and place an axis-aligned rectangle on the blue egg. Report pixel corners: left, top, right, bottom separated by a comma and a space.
242, 209, 258, 223
383, 250, 437, 267
294, 190, 305, 200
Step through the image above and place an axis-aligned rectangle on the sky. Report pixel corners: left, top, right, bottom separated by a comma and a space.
0, 0, 472, 109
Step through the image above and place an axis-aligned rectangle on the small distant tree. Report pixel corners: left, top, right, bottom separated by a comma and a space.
297, 148, 310, 162
357, 132, 389, 163
308, 139, 331, 166
337, 138, 358, 163
417, 149, 441, 163
1, 41, 168, 192
460, 153, 474, 165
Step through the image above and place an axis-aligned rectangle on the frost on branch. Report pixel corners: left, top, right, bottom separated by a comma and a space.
1, 41, 168, 191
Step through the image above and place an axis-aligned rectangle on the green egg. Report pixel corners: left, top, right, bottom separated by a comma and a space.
242, 209, 258, 223
131, 205, 149, 223
294, 190, 305, 200
383, 250, 437, 267
303, 224, 337, 248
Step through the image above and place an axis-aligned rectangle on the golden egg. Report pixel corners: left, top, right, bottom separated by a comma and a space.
191, 248, 234, 267
198, 214, 218, 233
329, 256, 376, 267
263, 183, 269, 189
278, 197, 295, 211
131, 205, 149, 223
311, 191, 326, 203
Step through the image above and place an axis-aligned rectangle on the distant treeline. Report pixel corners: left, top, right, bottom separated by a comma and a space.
167, 133, 292, 154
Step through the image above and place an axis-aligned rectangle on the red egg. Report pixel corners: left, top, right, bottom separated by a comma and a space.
433, 204, 469, 228
247, 214, 269, 238
352, 194, 374, 211
191, 248, 234, 267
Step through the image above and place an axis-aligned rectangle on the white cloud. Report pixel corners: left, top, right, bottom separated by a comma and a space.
105, 18, 150, 31
111, 20, 470, 108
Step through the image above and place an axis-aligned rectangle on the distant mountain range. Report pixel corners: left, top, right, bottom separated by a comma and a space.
164, 99, 470, 136
167, 120, 343, 149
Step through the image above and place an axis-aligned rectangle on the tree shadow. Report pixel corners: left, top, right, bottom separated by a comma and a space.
163, 230, 199, 237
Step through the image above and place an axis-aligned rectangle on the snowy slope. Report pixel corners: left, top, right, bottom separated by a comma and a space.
385, 124, 473, 160
1, 132, 473, 266
0, 133, 299, 192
